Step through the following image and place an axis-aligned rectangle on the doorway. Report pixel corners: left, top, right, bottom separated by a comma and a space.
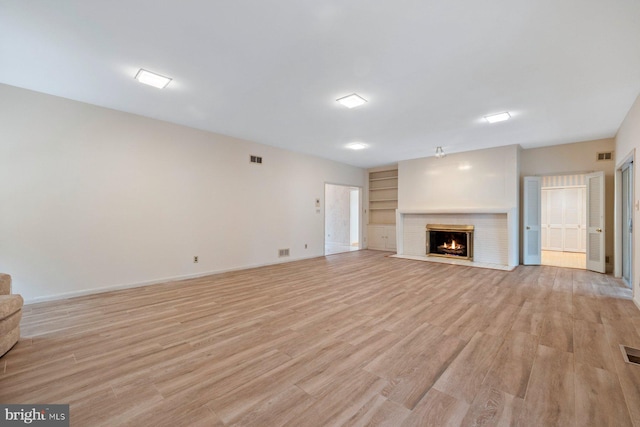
324, 184, 361, 255
540, 175, 587, 269
524, 172, 606, 272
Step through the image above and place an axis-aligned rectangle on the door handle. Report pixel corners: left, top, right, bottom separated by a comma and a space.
526, 226, 531, 230
596, 228, 602, 233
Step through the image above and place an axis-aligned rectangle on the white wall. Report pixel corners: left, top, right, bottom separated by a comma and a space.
0, 84, 366, 302
397, 145, 519, 267
615, 94, 640, 306
398, 145, 520, 210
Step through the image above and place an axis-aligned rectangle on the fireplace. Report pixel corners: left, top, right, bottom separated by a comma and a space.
426, 224, 474, 260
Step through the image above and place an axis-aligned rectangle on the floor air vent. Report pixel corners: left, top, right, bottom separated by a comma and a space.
278, 248, 290, 257
620, 345, 640, 365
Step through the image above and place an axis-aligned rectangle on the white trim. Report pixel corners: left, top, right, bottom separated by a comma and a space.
395, 209, 403, 254
23, 255, 323, 305
615, 167, 623, 278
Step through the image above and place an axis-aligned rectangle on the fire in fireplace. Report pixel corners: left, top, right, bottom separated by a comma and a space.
426, 224, 474, 260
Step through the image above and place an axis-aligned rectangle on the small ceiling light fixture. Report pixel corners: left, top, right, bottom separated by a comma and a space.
134, 69, 172, 89
346, 142, 368, 150
484, 112, 511, 123
337, 93, 367, 109
435, 146, 446, 158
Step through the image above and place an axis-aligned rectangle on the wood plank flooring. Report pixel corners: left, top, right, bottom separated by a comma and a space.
541, 250, 586, 269
1, 250, 639, 426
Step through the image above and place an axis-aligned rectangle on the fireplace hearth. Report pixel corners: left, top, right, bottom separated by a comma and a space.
426, 224, 474, 260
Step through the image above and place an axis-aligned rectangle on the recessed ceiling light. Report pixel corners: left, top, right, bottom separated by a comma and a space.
484, 112, 511, 123
337, 93, 367, 109
346, 142, 368, 150
134, 69, 172, 89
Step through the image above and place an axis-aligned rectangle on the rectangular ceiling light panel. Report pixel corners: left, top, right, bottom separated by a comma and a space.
135, 69, 172, 89
484, 112, 511, 123
346, 142, 368, 150
337, 93, 367, 108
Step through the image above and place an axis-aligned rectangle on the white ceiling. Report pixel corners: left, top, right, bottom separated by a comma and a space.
1, 1, 639, 168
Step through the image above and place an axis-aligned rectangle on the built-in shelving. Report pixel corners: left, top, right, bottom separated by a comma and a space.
368, 167, 398, 225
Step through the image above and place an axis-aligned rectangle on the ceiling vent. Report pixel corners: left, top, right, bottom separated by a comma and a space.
250, 155, 263, 164
597, 152, 613, 161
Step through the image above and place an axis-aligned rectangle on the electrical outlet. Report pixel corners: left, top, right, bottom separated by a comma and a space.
193, 256, 198, 263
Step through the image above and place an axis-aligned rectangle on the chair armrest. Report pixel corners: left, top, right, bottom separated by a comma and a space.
0, 274, 11, 296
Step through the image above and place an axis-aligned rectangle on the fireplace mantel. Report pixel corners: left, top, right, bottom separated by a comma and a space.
395, 207, 518, 269
398, 207, 514, 215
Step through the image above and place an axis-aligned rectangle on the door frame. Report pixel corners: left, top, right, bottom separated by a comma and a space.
524, 172, 606, 272
615, 150, 635, 287
323, 182, 362, 255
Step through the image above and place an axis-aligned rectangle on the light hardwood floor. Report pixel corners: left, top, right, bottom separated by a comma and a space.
541, 250, 587, 269
2, 250, 639, 426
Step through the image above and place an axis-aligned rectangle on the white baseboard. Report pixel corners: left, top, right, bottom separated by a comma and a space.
23, 254, 323, 305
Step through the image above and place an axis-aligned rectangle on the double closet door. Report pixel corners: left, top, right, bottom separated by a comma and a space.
541, 187, 586, 253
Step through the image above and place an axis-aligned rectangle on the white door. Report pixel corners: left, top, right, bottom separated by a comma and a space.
541, 189, 549, 249
586, 171, 606, 273
523, 176, 542, 265
547, 188, 564, 251
563, 187, 583, 252
368, 225, 387, 250
386, 226, 397, 251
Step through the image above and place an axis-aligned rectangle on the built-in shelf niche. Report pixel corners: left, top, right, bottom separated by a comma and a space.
368, 167, 398, 225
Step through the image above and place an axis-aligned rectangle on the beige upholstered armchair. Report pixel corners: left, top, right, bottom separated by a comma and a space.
0, 273, 23, 357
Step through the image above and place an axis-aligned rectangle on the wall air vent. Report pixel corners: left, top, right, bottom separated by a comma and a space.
250, 155, 263, 164
278, 248, 290, 257
597, 152, 613, 161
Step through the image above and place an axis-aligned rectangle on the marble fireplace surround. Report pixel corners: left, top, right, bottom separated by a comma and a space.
393, 208, 518, 270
